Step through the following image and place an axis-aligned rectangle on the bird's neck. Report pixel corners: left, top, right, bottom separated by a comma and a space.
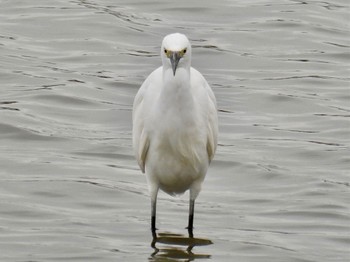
160, 67, 193, 110
162, 65, 190, 81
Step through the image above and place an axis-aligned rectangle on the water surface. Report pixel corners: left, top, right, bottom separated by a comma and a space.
0, 0, 349, 261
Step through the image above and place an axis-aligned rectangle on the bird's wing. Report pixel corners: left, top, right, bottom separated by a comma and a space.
191, 68, 218, 163
132, 76, 150, 173
205, 80, 218, 162
132, 67, 162, 173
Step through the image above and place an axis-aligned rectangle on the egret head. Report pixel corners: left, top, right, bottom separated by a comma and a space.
161, 33, 191, 76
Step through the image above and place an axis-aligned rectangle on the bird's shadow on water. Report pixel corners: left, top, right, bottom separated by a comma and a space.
149, 232, 212, 261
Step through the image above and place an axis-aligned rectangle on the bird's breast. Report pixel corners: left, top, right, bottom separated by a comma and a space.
146, 111, 208, 190
144, 82, 209, 194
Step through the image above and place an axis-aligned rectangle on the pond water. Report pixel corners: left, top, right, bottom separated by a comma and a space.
0, 0, 349, 261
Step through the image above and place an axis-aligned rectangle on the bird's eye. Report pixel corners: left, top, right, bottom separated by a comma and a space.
183, 48, 187, 54
164, 49, 168, 54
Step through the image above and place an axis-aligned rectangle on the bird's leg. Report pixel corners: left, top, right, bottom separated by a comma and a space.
188, 199, 195, 238
150, 186, 159, 238
188, 183, 200, 238
151, 198, 157, 237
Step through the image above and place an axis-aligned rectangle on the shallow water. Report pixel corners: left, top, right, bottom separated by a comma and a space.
0, 0, 349, 261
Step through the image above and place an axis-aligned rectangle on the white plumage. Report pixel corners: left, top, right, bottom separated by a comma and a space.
132, 33, 218, 237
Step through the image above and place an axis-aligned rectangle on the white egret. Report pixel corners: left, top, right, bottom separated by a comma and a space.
132, 33, 218, 237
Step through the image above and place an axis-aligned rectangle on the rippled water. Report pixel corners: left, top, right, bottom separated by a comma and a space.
1, 0, 349, 261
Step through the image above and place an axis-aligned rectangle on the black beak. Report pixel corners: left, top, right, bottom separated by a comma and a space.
170, 52, 181, 76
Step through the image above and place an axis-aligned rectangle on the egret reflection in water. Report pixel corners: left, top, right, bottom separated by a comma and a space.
150, 232, 213, 261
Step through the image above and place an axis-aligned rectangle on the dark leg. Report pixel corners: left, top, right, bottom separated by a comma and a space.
149, 186, 159, 237
151, 197, 157, 237
188, 199, 195, 238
